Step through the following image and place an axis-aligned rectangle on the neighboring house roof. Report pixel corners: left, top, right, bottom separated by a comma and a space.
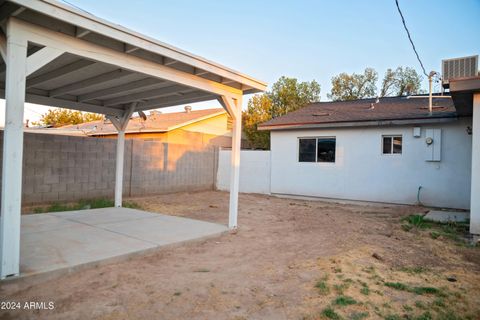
258, 95, 458, 131
32, 108, 227, 136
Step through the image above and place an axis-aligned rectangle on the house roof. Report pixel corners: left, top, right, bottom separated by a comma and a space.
258, 95, 458, 131
448, 76, 480, 116
55, 108, 226, 136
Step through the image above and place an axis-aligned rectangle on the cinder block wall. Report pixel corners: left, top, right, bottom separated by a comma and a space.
0, 132, 217, 205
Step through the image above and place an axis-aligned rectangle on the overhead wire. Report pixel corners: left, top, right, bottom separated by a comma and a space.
394, 0, 429, 77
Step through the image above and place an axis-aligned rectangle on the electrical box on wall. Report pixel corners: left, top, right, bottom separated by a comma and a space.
425, 129, 441, 161
413, 127, 421, 138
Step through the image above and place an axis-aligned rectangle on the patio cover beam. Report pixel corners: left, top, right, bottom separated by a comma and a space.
10, 17, 243, 99
78, 77, 163, 102
49, 69, 132, 97
25, 46, 64, 76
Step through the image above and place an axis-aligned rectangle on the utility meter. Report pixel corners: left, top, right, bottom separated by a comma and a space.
426, 137, 433, 145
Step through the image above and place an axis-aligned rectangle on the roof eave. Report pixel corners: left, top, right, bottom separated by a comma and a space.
259, 116, 460, 131
88, 110, 227, 136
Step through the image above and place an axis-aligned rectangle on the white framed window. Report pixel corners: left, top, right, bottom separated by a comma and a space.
382, 135, 402, 155
298, 137, 336, 163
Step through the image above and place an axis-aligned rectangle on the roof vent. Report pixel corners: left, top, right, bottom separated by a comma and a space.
312, 112, 329, 117
184, 105, 192, 113
442, 55, 478, 86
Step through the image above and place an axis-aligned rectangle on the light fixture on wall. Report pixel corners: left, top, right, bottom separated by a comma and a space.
466, 126, 472, 135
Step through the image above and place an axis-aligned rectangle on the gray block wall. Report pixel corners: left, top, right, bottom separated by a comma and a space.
0, 132, 217, 205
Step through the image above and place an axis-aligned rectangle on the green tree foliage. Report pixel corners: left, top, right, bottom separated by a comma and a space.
243, 76, 320, 149
269, 77, 321, 118
32, 108, 104, 128
380, 66, 423, 97
243, 94, 272, 150
328, 68, 378, 101
329, 67, 424, 101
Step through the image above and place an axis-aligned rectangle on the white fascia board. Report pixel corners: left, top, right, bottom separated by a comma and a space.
258, 117, 460, 131
9, 0, 267, 92
88, 110, 227, 136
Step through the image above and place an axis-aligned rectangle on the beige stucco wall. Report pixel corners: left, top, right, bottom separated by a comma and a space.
98, 113, 233, 148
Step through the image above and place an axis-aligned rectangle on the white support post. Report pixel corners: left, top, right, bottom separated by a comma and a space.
114, 130, 126, 207
0, 19, 27, 279
220, 95, 242, 229
471, 93, 480, 235
108, 103, 136, 208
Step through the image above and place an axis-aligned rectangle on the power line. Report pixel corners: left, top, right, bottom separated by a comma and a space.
60, 0, 92, 15
394, 0, 429, 77
25, 106, 43, 116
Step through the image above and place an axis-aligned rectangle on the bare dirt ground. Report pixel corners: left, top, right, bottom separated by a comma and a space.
1, 191, 479, 320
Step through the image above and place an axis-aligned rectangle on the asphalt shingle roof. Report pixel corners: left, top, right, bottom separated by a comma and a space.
259, 96, 457, 130
59, 108, 226, 136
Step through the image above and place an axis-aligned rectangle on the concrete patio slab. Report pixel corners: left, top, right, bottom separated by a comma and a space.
100, 215, 227, 245
21, 214, 79, 234
425, 210, 470, 223
17, 208, 228, 279
48, 207, 158, 225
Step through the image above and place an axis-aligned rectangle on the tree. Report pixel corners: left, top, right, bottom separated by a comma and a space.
379, 68, 397, 98
243, 76, 320, 149
380, 66, 423, 97
243, 94, 272, 150
32, 108, 104, 128
328, 68, 378, 101
269, 77, 321, 118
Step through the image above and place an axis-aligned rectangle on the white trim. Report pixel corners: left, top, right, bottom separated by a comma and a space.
297, 136, 337, 163
381, 134, 403, 155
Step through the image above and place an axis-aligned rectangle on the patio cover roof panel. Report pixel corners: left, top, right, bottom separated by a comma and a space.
2, 0, 266, 93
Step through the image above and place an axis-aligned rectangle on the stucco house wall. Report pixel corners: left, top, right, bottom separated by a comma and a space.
216, 150, 271, 194
96, 114, 233, 148
270, 118, 472, 209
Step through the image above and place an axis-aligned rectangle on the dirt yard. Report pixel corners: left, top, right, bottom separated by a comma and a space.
1, 191, 479, 320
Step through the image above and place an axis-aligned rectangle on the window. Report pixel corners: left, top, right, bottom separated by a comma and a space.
299, 138, 316, 162
299, 137, 336, 163
382, 135, 402, 154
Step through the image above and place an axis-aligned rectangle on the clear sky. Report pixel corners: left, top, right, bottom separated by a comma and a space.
1, 0, 479, 125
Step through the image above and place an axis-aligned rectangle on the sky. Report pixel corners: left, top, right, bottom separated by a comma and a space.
1, 0, 479, 125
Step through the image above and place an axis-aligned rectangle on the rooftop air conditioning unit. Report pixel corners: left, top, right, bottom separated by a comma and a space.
442, 55, 478, 87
